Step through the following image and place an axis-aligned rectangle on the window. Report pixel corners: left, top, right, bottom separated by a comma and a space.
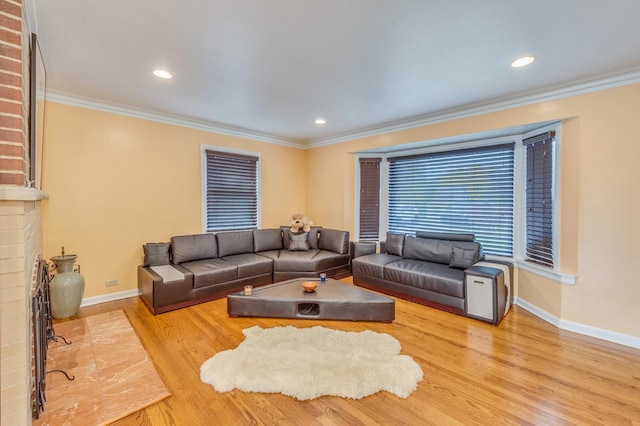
356, 122, 564, 274
524, 131, 556, 267
387, 144, 515, 256
358, 158, 381, 240
203, 149, 259, 232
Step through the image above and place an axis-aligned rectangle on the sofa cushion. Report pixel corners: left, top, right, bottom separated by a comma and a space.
314, 250, 351, 271
143, 242, 170, 266
352, 253, 402, 279
180, 259, 237, 289
385, 232, 405, 256
318, 229, 349, 254
289, 232, 310, 251
272, 249, 320, 272
402, 236, 451, 264
272, 249, 349, 272
171, 234, 218, 264
221, 253, 273, 278
383, 259, 465, 298
255, 249, 280, 260
216, 230, 254, 257
253, 228, 283, 252
354, 241, 377, 258
449, 246, 479, 270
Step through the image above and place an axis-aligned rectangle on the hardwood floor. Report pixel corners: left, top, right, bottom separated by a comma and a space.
63, 279, 640, 425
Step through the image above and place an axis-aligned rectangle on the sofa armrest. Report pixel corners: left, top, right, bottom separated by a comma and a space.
138, 265, 162, 310
464, 264, 502, 279
353, 241, 377, 258
138, 264, 195, 314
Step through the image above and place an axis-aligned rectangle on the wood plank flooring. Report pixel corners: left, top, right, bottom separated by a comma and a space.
61, 279, 640, 425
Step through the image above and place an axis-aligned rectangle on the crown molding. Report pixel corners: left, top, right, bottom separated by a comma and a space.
46, 66, 640, 151
308, 66, 640, 148
45, 91, 306, 149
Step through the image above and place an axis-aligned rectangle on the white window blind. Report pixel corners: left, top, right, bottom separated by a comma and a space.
524, 131, 555, 267
387, 144, 515, 256
205, 150, 258, 232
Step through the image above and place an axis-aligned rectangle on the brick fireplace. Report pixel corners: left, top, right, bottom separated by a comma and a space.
0, 190, 45, 425
0, 0, 48, 424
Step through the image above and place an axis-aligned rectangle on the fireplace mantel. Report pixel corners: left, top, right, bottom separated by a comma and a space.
0, 186, 48, 201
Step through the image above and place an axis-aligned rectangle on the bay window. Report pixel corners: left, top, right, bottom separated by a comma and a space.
357, 123, 559, 270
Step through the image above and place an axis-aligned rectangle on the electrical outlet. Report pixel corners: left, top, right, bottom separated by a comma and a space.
105, 279, 118, 287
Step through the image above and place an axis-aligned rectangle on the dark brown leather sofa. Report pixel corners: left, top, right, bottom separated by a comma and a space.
352, 231, 485, 315
138, 227, 351, 314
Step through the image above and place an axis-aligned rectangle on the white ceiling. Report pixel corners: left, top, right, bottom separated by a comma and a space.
31, 1, 640, 146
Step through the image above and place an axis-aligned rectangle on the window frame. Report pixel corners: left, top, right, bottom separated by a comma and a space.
515, 124, 575, 284
355, 121, 576, 284
200, 145, 261, 233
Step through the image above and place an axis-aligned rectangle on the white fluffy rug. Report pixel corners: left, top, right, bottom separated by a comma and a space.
200, 325, 423, 400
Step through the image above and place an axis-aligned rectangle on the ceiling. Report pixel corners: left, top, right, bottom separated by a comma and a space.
31, 1, 640, 146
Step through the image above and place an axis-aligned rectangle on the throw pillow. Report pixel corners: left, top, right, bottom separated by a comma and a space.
289, 232, 310, 251
143, 242, 170, 266
449, 246, 479, 270
281, 228, 296, 250
385, 232, 405, 256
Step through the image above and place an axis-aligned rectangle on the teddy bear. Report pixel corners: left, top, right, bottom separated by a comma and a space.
289, 212, 313, 233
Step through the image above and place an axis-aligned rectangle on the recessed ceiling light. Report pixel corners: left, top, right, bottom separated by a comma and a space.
314, 118, 326, 125
511, 56, 536, 68
153, 69, 172, 79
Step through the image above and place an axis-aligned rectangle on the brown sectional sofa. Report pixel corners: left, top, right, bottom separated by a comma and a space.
138, 227, 351, 314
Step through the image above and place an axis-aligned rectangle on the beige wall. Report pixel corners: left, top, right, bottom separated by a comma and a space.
41, 103, 306, 298
42, 83, 640, 339
307, 83, 640, 338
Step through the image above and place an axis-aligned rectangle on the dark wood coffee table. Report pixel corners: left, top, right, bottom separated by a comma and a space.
227, 278, 395, 322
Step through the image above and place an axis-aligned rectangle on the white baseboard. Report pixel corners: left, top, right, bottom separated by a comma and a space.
514, 297, 640, 350
80, 289, 140, 307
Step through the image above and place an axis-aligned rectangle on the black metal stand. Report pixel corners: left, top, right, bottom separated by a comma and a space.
32, 260, 74, 420
46, 369, 75, 381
